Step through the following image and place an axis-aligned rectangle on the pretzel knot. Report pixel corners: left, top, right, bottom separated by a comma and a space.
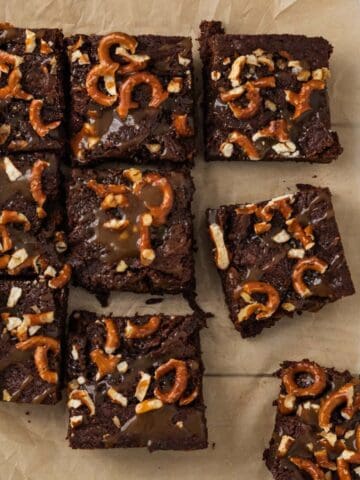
236, 281, 280, 322
285, 79, 325, 120
318, 383, 357, 432
154, 359, 189, 404
98, 32, 138, 65
0, 51, 32, 101
117, 72, 168, 119
292, 256, 328, 298
85, 32, 150, 107
86, 63, 119, 106
289, 457, 325, 480
281, 360, 327, 398
228, 131, 260, 161
133, 173, 174, 226
16, 335, 60, 384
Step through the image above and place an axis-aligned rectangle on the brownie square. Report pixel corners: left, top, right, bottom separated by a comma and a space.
0, 152, 68, 279
206, 184, 354, 338
0, 25, 65, 152
264, 359, 360, 479
66, 310, 207, 450
0, 278, 68, 404
199, 21, 342, 162
66, 32, 195, 166
66, 167, 195, 295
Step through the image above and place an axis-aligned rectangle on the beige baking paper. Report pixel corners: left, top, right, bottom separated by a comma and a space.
0, 0, 359, 478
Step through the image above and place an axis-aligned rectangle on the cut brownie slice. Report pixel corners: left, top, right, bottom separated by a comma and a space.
206, 184, 354, 338
0, 278, 68, 404
66, 311, 207, 450
199, 21, 342, 162
264, 359, 360, 479
0, 152, 70, 282
0, 25, 65, 152
66, 167, 195, 295
66, 32, 195, 166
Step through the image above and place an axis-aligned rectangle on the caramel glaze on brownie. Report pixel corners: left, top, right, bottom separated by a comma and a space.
0, 152, 69, 280
264, 359, 360, 479
199, 21, 342, 162
0, 279, 68, 404
207, 184, 354, 338
66, 311, 207, 451
66, 32, 195, 166
66, 167, 195, 296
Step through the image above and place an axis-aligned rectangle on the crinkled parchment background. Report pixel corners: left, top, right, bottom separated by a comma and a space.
0, 0, 359, 478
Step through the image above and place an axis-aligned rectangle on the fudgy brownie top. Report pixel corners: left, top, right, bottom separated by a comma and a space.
207, 184, 354, 337
0, 278, 67, 404
0, 152, 70, 281
67, 167, 195, 294
199, 21, 342, 162
66, 32, 195, 165
0, 26, 65, 152
66, 311, 207, 450
264, 359, 360, 479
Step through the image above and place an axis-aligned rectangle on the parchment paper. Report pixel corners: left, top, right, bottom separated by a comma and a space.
0, 0, 359, 478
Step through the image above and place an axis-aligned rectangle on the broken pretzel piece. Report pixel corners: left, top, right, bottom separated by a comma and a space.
292, 256, 328, 298
285, 79, 325, 120
16, 335, 60, 384
117, 72, 168, 119
29, 99, 61, 137
30, 159, 49, 218
236, 281, 280, 322
154, 359, 189, 404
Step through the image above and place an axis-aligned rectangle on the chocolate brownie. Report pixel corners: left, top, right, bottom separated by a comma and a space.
66, 32, 195, 166
199, 21, 342, 162
264, 359, 360, 479
0, 152, 70, 281
0, 278, 68, 404
0, 25, 65, 152
66, 167, 195, 295
206, 184, 354, 338
66, 310, 207, 450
